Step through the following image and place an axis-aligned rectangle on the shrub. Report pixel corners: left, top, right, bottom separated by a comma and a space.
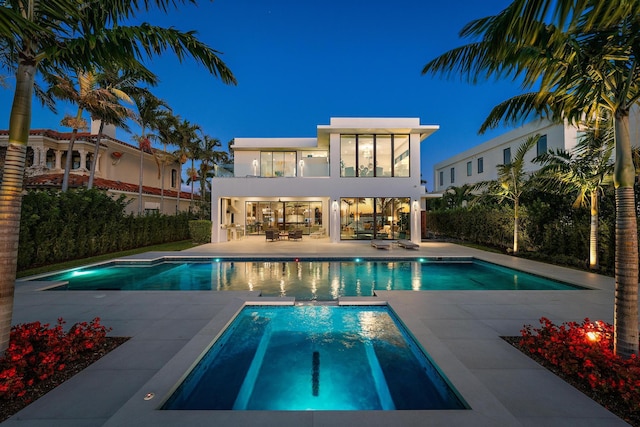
0, 318, 110, 400
189, 220, 212, 243
18, 189, 191, 270
519, 317, 640, 417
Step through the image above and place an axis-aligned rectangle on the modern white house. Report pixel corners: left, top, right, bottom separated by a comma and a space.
433, 111, 640, 192
210, 117, 439, 243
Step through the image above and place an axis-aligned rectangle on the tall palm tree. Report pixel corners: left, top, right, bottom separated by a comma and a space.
473, 136, 538, 254
535, 116, 614, 270
131, 91, 171, 215
47, 71, 94, 191
152, 112, 180, 213
422, 0, 640, 357
187, 135, 204, 212
173, 119, 201, 213
87, 67, 158, 189
0, 0, 236, 352
195, 135, 227, 218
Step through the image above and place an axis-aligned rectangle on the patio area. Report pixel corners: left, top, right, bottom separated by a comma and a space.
4, 239, 630, 426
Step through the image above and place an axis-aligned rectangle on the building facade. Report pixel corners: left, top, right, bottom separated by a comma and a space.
433, 112, 640, 192
0, 121, 193, 215
210, 117, 438, 243
433, 119, 580, 192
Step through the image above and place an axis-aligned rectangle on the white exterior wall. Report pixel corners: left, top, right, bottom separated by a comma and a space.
433, 120, 578, 191
211, 117, 438, 244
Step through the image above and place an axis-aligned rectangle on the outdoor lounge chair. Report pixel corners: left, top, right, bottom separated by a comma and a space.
398, 239, 419, 250
265, 229, 280, 241
371, 240, 391, 250
288, 229, 303, 241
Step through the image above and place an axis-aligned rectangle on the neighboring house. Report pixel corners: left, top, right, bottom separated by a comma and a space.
0, 120, 193, 215
433, 119, 578, 192
433, 113, 640, 192
210, 117, 439, 243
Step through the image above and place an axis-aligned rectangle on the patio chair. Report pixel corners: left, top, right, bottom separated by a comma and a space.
371, 240, 391, 250
265, 229, 280, 241
288, 229, 303, 241
398, 239, 419, 250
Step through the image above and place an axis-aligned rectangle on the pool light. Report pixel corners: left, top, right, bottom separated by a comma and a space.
71, 270, 94, 277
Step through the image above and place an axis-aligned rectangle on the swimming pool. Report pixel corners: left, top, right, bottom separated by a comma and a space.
162, 305, 467, 411
36, 258, 582, 299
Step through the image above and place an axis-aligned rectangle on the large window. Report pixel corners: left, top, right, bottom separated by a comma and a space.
450, 167, 455, 184
260, 151, 297, 177
244, 200, 322, 235
439, 171, 444, 187
466, 161, 472, 176
339, 197, 410, 240
340, 134, 409, 177
477, 157, 484, 173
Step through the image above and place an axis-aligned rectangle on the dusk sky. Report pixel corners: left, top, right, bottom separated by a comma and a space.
0, 0, 528, 191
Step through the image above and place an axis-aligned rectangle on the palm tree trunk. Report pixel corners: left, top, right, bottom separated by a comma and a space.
513, 198, 519, 254
61, 107, 84, 192
87, 121, 105, 190
160, 144, 166, 214
138, 147, 144, 214
589, 191, 599, 270
190, 159, 195, 213
0, 62, 35, 352
613, 113, 639, 358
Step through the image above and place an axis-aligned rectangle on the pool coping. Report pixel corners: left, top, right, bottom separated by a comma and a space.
18, 255, 595, 293
7, 240, 628, 427
103, 298, 520, 427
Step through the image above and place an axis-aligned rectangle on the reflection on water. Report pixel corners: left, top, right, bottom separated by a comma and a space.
44, 259, 580, 298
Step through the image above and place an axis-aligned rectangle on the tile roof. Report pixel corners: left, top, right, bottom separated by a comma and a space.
25, 173, 199, 200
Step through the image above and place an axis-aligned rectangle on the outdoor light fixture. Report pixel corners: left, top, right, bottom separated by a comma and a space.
332, 200, 338, 212
144, 393, 155, 401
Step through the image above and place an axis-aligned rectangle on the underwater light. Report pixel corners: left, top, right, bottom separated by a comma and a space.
214, 258, 221, 262
294, 258, 299, 262
71, 270, 94, 277
354, 258, 361, 262
419, 258, 426, 263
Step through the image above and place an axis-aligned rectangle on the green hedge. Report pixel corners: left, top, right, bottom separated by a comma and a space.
18, 189, 190, 270
188, 220, 212, 243
426, 205, 518, 250
426, 194, 618, 273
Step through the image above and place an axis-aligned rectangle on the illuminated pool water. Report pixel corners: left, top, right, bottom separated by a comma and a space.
37, 258, 583, 300
162, 305, 467, 411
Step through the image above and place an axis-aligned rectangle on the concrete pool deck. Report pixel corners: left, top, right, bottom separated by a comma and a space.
4, 239, 630, 426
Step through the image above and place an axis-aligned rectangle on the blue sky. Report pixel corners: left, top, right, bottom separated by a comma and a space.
0, 0, 527, 191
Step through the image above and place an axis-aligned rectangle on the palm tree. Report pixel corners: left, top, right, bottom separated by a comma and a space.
47, 71, 93, 191
173, 119, 202, 213
535, 116, 614, 270
87, 67, 158, 189
195, 135, 228, 218
474, 136, 537, 254
422, 0, 640, 356
152, 112, 180, 213
187, 136, 204, 212
131, 91, 171, 215
0, 0, 236, 352
442, 184, 474, 210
